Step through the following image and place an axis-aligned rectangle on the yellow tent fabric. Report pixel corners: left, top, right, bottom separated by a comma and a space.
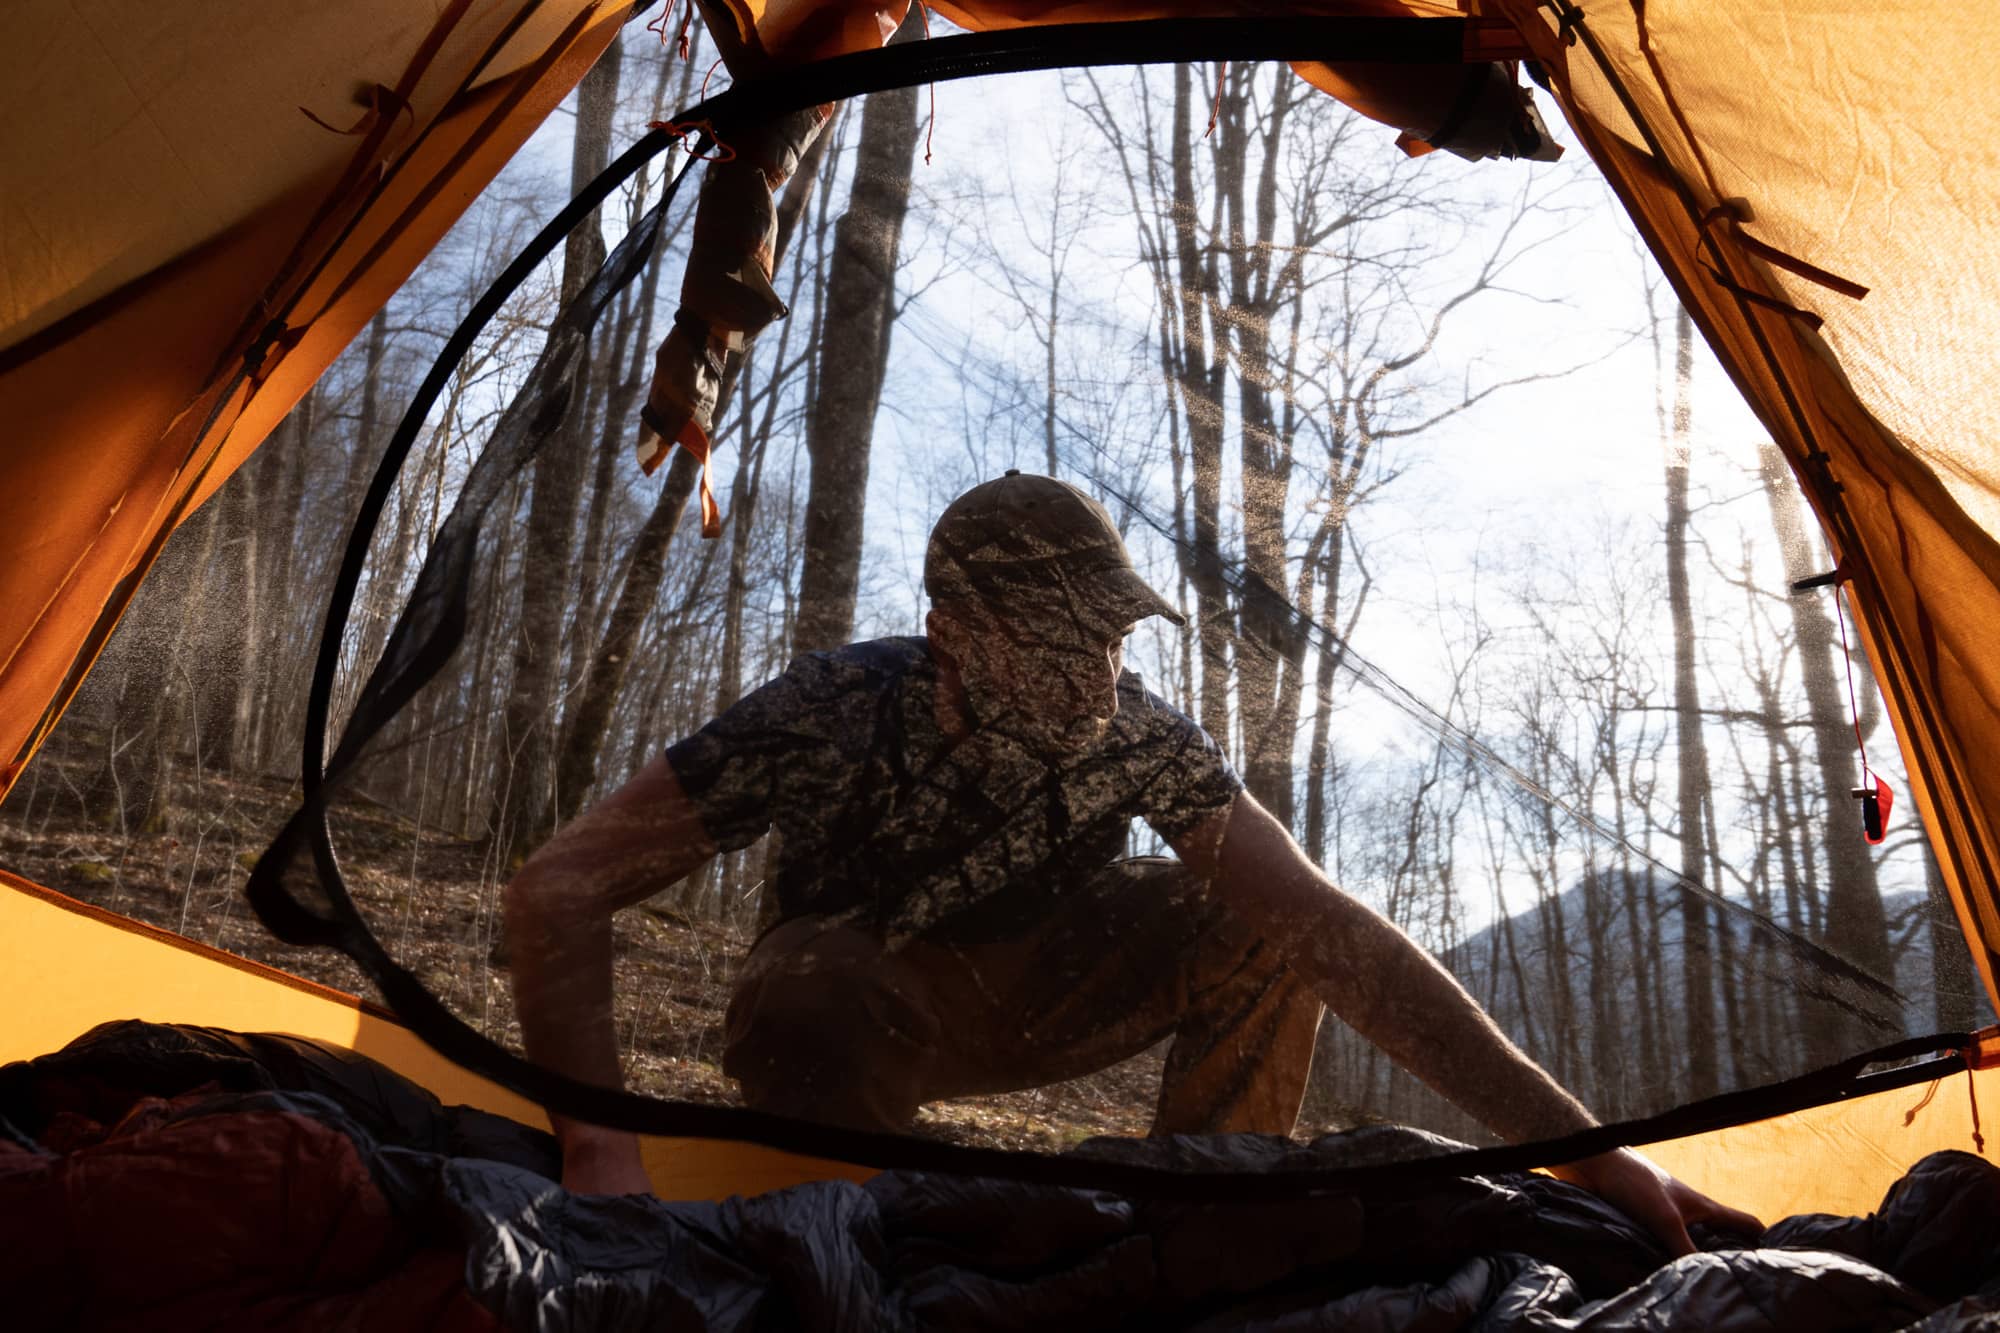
0, 0, 627, 800
4, 869, 1989, 1217
3, 0, 1999, 1219
0, 869, 882, 1202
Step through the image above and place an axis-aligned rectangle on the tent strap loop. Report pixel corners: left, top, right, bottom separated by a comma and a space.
1546, 0, 1583, 47
243, 319, 306, 381
1697, 262, 1824, 330
1698, 203, 1871, 301
299, 81, 414, 138
1969, 1025, 2000, 1071
1903, 1075, 1941, 1126
649, 116, 739, 162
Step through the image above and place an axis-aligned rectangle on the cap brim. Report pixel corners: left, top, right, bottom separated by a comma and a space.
1094, 566, 1186, 627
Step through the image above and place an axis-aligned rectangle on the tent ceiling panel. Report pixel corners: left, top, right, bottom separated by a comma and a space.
0, 0, 624, 798
1582, 0, 2000, 541
1, 0, 603, 355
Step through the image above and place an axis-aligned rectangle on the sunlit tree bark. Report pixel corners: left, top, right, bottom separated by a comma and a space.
1755, 440, 1894, 1058
793, 12, 924, 655
492, 41, 622, 858
1664, 306, 1719, 1099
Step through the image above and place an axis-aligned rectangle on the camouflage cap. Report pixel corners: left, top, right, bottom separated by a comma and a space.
924, 472, 1185, 627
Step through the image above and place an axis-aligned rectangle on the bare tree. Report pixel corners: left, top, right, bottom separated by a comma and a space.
491, 41, 625, 860
552, 88, 837, 822
792, 10, 925, 655
1755, 440, 1894, 1058
1662, 306, 1720, 1098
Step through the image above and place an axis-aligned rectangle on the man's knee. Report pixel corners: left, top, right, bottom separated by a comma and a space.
722, 923, 940, 1131
1114, 857, 1287, 993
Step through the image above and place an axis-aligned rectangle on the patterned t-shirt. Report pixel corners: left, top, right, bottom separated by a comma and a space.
665, 636, 1242, 945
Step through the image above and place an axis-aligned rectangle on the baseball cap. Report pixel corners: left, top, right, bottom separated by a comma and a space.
924, 472, 1186, 627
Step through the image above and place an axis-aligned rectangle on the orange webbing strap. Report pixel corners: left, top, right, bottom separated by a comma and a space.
639, 403, 722, 538
1970, 1065, 1986, 1155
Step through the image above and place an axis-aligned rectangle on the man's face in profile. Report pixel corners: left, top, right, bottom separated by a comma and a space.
947, 594, 1135, 757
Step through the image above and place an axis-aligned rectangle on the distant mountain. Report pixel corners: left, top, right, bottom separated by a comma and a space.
1305, 871, 1991, 1138
1434, 871, 1985, 1098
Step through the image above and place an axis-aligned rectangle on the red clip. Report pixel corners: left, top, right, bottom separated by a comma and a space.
1851, 775, 1892, 844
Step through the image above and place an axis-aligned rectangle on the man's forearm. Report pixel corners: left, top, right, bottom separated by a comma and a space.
1205, 794, 1596, 1145
1285, 887, 1596, 1144
1195, 796, 1757, 1254
500, 755, 719, 1145
507, 870, 628, 1124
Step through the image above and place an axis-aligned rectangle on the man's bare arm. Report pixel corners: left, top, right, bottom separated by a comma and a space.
1173, 791, 1760, 1253
503, 754, 718, 1192
1178, 791, 1593, 1144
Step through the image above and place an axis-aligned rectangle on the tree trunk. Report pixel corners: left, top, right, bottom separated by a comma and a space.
198, 467, 257, 771
89, 500, 223, 831
1217, 69, 1301, 824
1755, 439, 1895, 1056
567, 268, 648, 686
1043, 279, 1060, 476
552, 97, 835, 819
1170, 63, 1233, 753
345, 307, 393, 504
1663, 306, 1719, 1099
491, 40, 622, 860
254, 385, 317, 768
793, 15, 924, 656
571, 44, 687, 676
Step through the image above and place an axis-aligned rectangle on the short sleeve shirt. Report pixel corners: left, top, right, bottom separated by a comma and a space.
665, 637, 1241, 945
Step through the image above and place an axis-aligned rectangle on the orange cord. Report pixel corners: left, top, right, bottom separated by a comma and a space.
1970, 1059, 1987, 1155
646, 118, 736, 163
1903, 1076, 1941, 1127
645, 0, 674, 49
644, 0, 697, 60
677, 0, 696, 59
918, 4, 936, 166
1829, 569, 1872, 784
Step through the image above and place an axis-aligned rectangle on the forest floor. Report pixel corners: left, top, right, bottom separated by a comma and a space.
0, 729, 1268, 1154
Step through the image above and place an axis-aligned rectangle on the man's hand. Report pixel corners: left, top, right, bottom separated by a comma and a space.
1181, 796, 1764, 1257
560, 1125, 654, 1196
1550, 1148, 1763, 1256
506, 757, 716, 1199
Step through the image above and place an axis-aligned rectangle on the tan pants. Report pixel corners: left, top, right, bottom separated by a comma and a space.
722, 859, 1324, 1136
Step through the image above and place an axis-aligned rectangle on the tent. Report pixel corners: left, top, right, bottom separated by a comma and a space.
4, 0, 1999, 1233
